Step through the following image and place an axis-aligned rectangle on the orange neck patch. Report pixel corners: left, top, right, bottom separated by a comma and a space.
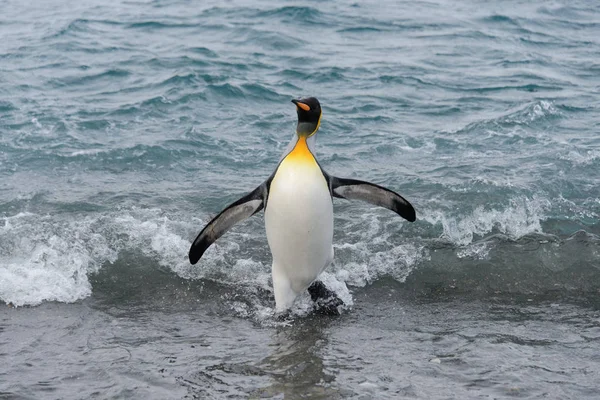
284, 137, 316, 164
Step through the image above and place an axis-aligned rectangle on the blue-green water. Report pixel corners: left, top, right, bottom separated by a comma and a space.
1, 0, 600, 398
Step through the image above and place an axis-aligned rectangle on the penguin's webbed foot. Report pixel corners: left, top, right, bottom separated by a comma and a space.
308, 281, 344, 316
274, 309, 294, 323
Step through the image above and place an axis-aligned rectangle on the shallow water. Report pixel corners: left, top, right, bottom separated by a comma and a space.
1, 0, 600, 398
3, 280, 600, 399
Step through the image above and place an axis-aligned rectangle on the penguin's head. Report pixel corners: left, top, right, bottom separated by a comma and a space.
291, 97, 321, 137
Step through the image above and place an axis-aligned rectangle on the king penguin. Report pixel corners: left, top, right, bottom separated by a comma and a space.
189, 97, 416, 314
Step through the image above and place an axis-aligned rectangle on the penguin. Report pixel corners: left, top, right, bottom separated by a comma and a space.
189, 97, 416, 314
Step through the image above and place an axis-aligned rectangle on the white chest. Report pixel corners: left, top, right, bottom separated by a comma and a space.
264, 158, 334, 273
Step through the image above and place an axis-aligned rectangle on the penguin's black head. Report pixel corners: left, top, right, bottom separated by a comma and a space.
291, 97, 321, 137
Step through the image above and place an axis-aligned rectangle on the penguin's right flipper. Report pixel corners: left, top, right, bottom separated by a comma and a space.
327, 176, 416, 222
189, 184, 267, 264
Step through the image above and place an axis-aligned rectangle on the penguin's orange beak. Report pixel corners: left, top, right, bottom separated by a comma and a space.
291, 99, 310, 111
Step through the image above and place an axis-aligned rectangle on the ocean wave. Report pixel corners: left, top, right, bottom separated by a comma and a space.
145, 56, 212, 70
230, 28, 304, 51
405, 230, 600, 299
255, 6, 325, 23
453, 100, 561, 138
188, 46, 219, 58
0, 205, 277, 308
45, 18, 107, 39
49, 69, 131, 88
0, 209, 190, 307
0, 100, 16, 113
464, 84, 563, 93
332, 242, 428, 287
159, 73, 203, 87
481, 15, 520, 26
560, 149, 600, 166
203, 82, 285, 102
126, 21, 198, 30
423, 196, 550, 246
337, 26, 383, 34
5, 143, 198, 171
0, 212, 116, 306
0, 200, 598, 309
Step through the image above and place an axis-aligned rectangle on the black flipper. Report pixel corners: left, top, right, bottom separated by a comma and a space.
189, 184, 267, 264
326, 175, 416, 222
308, 281, 344, 316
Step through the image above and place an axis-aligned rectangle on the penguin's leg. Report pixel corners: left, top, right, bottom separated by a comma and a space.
308, 281, 344, 316
272, 262, 300, 313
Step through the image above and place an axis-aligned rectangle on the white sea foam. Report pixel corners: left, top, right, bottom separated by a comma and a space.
69, 148, 105, 156
560, 149, 600, 166
0, 209, 192, 306
0, 213, 117, 306
423, 196, 550, 246
330, 209, 430, 287
503, 100, 559, 125
332, 242, 428, 287
456, 241, 492, 260
528, 100, 558, 122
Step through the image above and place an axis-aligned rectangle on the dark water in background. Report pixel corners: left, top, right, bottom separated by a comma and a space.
1, 0, 600, 398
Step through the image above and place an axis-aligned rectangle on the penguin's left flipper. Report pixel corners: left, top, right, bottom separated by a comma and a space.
327, 175, 416, 222
189, 183, 267, 264
308, 281, 345, 316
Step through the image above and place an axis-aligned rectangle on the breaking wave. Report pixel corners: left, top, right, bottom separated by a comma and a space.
1, 192, 597, 309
